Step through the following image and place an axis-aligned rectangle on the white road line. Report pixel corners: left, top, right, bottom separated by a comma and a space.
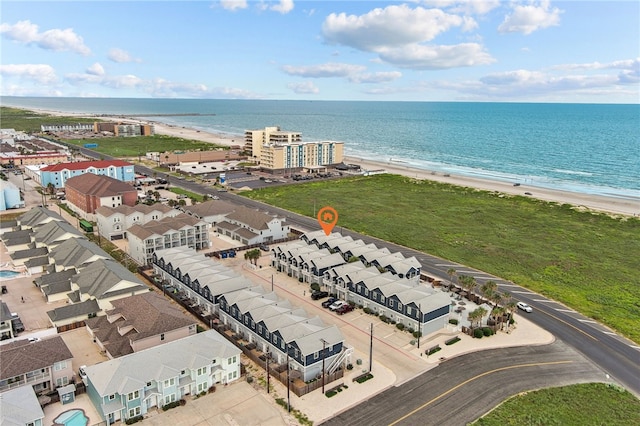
630, 345, 640, 350
510, 291, 536, 294
435, 264, 460, 267
555, 309, 578, 313
578, 319, 597, 323
498, 284, 519, 287
603, 331, 618, 336
532, 299, 552, 302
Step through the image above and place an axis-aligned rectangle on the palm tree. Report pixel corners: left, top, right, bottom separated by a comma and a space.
491, 306, 506, 330
244, 248, 261, 265
480, 280, 497, 302
460, 275, 477, 302
46, 183, 56, 198
446, 268, 457, 291
489, 291, 503, 308
468, 307, 487, 328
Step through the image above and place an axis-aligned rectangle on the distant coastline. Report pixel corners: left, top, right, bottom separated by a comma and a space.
4, 98, 639, 217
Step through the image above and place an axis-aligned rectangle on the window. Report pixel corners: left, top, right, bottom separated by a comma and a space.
164, 394, 176, 405
163, 378, 175, 387
128, 407, 141, 417
127, 390, 140, 401
108, 394, 116, 401
160, 333, 165, 341
197, 367, 206, 376
56, 376, 69, 387
53, 361, 67, 371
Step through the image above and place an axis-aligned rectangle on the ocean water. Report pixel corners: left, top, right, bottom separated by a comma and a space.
3, 97, 639, 200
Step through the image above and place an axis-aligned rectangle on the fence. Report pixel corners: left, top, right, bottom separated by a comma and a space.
205, 234, 301, 259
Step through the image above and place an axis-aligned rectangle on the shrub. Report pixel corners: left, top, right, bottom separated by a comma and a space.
179, 399, 187, 406
298, 277, 303, 282
412, 330, 422, 339
379, 315, 389, 323
449, 318, 459, 325
445, 336, 461, 345
363, 307, 372, 315
346, 363, 354, 370
125, 415, 144, 424
509, 318, 515, 325
426, 345, 441, 356
246, 376, 253, 384
310, 283, 320, 292
473, 328, 484, 338
162, 401, 181, 411
354, 373, 374, 383
325, 390, 337, 398
483, 327, 493, 336
208, 385, 216, 393
396, 323, 405, 331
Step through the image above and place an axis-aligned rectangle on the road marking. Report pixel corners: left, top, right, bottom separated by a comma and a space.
435, 263, 460, 267
555, 309, 578, 313
510, 291, 536, 294
630, 345, 640, 350
532, 298, 552, 302
578, 319, 597, 324
388, 360, 574, 426
603, 331, 618, 336
542, 311, 598, 341
498, 283, 519, 287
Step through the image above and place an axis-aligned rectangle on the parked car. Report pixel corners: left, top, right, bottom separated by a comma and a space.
329, 300, 349, 311
321, 297, 337, 308
336, 304, 354, 315
517, 302, 533, 313
78, 365, 88, 385
311, 290, 329, 300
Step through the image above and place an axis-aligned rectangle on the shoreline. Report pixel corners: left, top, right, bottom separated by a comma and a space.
19, 106, 640, 217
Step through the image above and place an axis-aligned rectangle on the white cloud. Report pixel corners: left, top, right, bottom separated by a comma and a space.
422, 0, 500, 15
270, 0, 294, 14
498, 0, 562, 35
108, 48, 141, 63
86, 63, 105, 76
349, 71, 402, 84
281, 62, 366, 78
287, 81, 319, 94
322, 4, 468, 52
379, 43, 495, 70
219, 0, 248, 11
0, 63, 57, 84
0, 20, 91, 55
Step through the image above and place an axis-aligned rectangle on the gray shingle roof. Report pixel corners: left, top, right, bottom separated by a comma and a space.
46, 299, 100, 322
0, 336, 73, 379
0, 385, 44, 425
33, 221, 83, 246
85, 330, 240, 397
48, 237, 111, 269
17, 206, 65, 229
8, 246, 48, 260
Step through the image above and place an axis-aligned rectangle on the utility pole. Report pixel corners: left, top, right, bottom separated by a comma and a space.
266, 350, 270, 394
320, 338, 328, 393
369, 323, 373, 372
417, 303, 422, 349
286, 348, 291, 413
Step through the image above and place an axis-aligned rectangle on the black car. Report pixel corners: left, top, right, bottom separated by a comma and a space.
322, 297, 337, 308
311, 291, 329, 300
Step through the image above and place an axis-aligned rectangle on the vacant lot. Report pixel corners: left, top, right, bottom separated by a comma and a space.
242, 174, 640, 343
474, 383, 640, 425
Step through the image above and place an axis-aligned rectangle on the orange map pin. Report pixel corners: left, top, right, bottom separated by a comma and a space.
317, 206, 338, 236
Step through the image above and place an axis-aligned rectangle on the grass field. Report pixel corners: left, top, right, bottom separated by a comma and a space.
473, 383, 640, 425
242, 174, 640, 343
0, 107, 227, 157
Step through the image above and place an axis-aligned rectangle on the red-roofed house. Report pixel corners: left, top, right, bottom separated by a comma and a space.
40, 159, 135, 189
65, 174, 137, 220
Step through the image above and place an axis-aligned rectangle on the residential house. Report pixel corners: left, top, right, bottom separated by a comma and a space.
0, 385, 45, 426
127, 213, 210, 265
181, 199, 236, 226
0, 336, 74, 395
46, 259, 149, 330
1, 302, 16, 340
64, 174, 138, 221
85, 330, 241, 424
39, 160, 135, 189
85, 292, 198, 358
95, 204, 179, 241
215, 206, 289, 245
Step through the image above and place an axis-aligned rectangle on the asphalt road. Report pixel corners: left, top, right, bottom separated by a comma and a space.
321, 341, 606, 426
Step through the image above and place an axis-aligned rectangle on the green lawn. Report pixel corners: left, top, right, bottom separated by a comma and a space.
242, 174, 640, 343
0, 107, 228, 157
473, 383, 640, 425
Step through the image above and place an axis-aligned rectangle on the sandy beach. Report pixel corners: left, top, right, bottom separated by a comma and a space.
24, 107, 640, 217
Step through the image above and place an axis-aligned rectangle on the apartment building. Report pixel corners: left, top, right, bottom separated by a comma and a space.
39, 159, 135, 189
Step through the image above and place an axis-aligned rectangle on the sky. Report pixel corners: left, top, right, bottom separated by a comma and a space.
0, 1, 638, 103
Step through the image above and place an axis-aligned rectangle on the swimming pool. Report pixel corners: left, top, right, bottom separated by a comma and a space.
0, 270, 20, 278
54, 409, 89, 426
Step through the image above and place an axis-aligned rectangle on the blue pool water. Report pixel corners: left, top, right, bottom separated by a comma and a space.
0, 270, 20, 278
54, 409, 89, 426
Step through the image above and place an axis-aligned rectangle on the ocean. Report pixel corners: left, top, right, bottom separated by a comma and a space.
3, 97, 639, 200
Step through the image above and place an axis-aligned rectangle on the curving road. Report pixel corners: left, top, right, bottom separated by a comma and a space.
321, 341, 606, 426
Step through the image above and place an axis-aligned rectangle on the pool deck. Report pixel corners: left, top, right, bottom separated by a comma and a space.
44, 394, 101, 426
